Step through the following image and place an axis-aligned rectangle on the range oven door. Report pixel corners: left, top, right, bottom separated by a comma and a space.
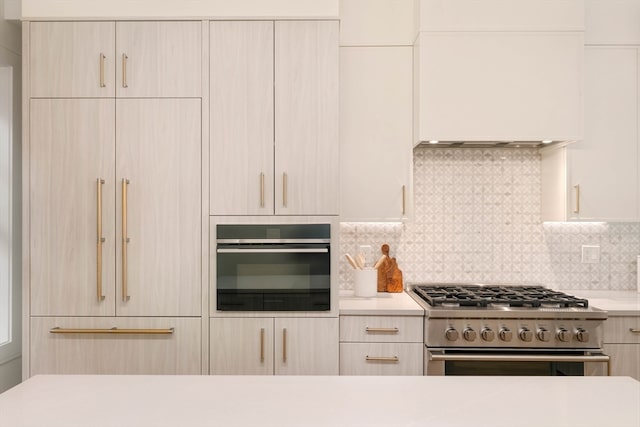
425, 348, 610, 376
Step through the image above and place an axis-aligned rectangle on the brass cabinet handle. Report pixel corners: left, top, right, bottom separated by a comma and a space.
282, 172, 288, 208
260, 172, 265, 208
366, 356, 399, 362
402, 185, 406, 215
365, 327, 399, 333
630, 329, 640, 334
260, 328, 265, 362
573, 184, 580, 214
99, 53, 106, 88
50, 327, 174, 335
122, 53, 128, 88
122, 178, 130, 301
96, 178, 106, 302
282, 328, 287, 363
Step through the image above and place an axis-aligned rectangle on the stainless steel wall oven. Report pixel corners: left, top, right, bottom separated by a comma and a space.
216, 224, 331, 311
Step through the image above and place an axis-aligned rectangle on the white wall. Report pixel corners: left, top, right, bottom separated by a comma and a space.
21, 0, 338, 19
0, 0, 21, 395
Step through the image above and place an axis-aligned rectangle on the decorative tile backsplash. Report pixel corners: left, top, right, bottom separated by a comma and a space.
340, 146, 640, 291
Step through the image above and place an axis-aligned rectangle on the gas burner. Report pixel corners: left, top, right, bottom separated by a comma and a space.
413, 284, 589, 309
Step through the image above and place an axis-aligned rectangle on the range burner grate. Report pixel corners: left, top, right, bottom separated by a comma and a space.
414, 284, 589, 308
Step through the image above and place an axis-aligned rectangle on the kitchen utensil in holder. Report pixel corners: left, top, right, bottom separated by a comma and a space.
354, 268, 377, 297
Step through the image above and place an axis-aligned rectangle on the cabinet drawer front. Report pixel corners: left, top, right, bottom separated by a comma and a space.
340, 343, 423, 375
340, 316, 422, 343
603, 317, 640, 344
30, 317, 201, 375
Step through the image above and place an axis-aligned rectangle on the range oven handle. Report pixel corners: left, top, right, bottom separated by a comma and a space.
428, 353, 610, 363
217, 248, 329, 254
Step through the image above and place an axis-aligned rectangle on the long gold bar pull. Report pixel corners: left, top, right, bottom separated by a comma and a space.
50, 327, 174, 335
365, 356, 399, 362
96, 179, 106, 302
99, 53, 106, 88
260, 172, 265, 208
282, 328, 287, 363
573, 184, 580, 214
282, 173, 288, 208
122, 178, 130, 301
260, 328, 265, 363
122, 53, 128, 88
402, 185, 406, 215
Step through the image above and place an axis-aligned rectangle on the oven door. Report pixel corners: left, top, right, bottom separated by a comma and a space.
216, 243, 331, 311
425, 348, 610, 376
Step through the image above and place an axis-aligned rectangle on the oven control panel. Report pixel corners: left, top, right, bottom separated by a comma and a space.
426, 319, 603, 348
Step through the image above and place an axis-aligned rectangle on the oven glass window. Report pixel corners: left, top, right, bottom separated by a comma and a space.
444, 360, 584, 376
236, 263, 311, 290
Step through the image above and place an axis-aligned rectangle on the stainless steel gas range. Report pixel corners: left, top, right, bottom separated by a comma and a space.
408, 283, 610, 376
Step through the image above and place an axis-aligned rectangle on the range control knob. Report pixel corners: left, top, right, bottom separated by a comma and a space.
557, 328, 571, 342
536, 328, 551, 342
463, 328, 477, 342
519, 327, 533, 342
481, 328, 495, 342
499, 328, 513, 342
445, 328, 459, 341
576, 328, 590, 343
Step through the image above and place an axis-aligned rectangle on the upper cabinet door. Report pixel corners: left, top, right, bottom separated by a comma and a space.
210, 21, 274, 215
30, 99, 116, 316
568, 47, 639, 221
115, 99, 201, 316
116, 21, 202, 98
339, 47, 413, 221
274, 21, 339, 215
30, 22, 115, 98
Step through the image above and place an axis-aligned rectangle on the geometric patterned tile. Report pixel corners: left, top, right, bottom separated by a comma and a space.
339, 147, 640, 291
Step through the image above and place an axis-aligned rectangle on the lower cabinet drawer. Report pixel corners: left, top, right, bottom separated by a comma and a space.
340, 342, 423, 375
30, 317, 202, 375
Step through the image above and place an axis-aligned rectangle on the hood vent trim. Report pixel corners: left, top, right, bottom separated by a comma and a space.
417, 141, 562, 148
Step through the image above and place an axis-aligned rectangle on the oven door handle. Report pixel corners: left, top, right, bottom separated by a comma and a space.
217, 248, 329, 254
428, 353, 610, 363
428, 352, 611, 375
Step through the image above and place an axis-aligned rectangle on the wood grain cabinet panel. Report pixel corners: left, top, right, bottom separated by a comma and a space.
340, 315, 424, 376
30, 317, 201, 375
29, 99, 116, 316
29, 21, 115, 98
340, 343, 423, 376
274, 20, 339, 215
210, 318, 274, 375
209, 21, 274, 215
340, 315, 423, 343
603, 316, 640, 381
115, 21, 202, 98
115, 99, 201, 317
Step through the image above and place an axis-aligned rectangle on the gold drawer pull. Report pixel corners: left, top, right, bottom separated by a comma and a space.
630, 329, 640, 334
365, 327, 399, 333
366, 356, 399, 362
50, 327, 174, 335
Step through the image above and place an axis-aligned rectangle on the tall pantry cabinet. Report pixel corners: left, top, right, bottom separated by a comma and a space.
24, 21, 203, 375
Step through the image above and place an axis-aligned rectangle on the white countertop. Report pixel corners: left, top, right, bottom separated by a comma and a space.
339, 290, 424, 315
1, 375, 638, 427
561, 290, 640, 316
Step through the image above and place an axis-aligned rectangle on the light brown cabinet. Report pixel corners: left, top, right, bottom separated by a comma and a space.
339, 315, 423, 375
29, 21, 201, 98
209, 20, 338, 215
210, 317, 339, 375
603, 316, 640, 380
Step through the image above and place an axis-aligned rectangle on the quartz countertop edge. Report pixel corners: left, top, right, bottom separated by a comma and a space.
339, 290, 424, 315
1, 375, 638, 427
560, 289, 640, 316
